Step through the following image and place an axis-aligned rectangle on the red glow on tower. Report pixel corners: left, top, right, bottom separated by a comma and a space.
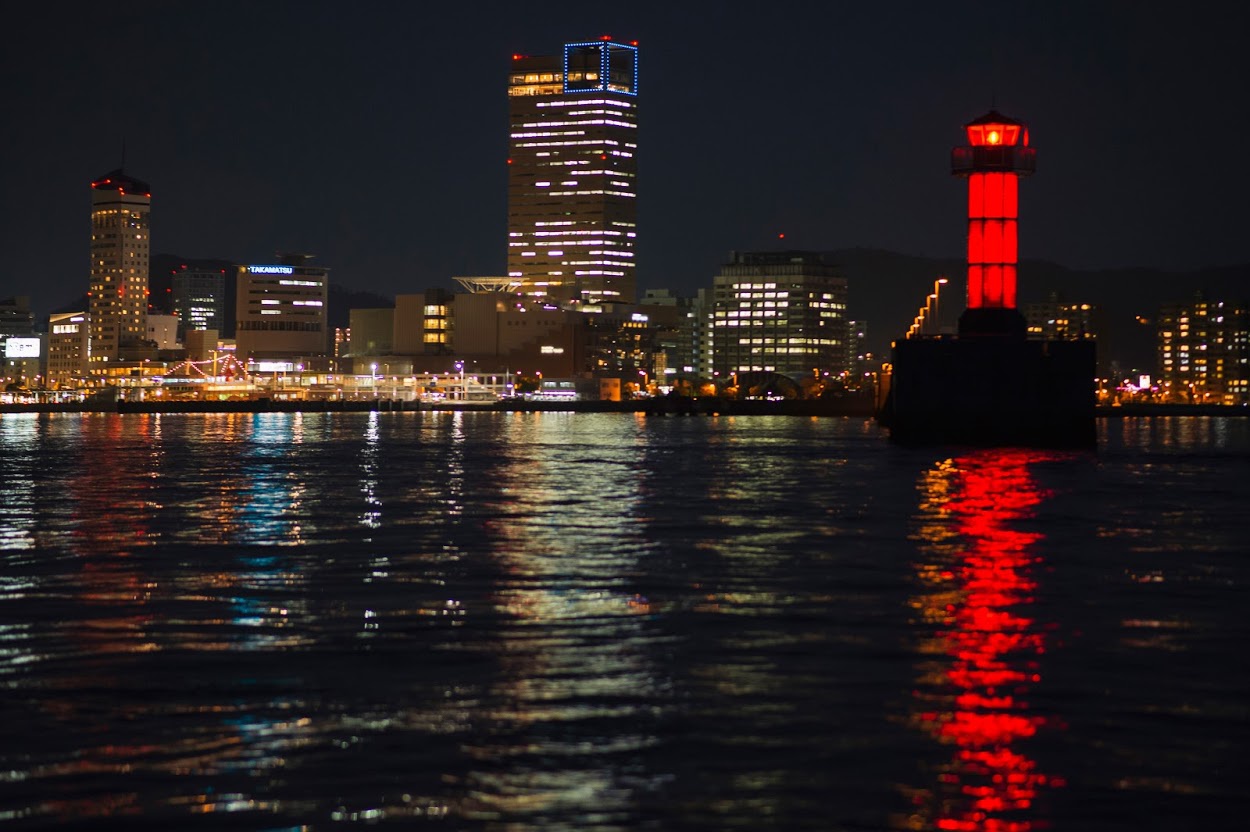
952, 111, 1036, 314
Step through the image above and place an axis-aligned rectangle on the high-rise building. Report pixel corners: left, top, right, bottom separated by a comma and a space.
1157, 293, 1249, 404
508, 38, 639, 306
88, 168, 151, 370
710, 251, 849, 380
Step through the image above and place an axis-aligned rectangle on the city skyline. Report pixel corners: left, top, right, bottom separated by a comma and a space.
3, 2, 1248, 321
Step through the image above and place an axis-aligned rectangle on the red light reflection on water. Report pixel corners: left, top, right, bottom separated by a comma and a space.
911, 449, 1066, 832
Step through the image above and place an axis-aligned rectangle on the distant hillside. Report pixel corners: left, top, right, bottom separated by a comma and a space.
827, 248, 1250, 370
326, 286, 393, 331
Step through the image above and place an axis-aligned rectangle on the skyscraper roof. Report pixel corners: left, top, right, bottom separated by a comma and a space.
91, 168, 151, 196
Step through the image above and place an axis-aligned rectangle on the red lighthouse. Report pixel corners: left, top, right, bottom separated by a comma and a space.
879, 107, 1094, 446
951, 110, 1036, 335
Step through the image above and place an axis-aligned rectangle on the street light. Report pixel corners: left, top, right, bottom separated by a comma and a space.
933, 276, 949, 334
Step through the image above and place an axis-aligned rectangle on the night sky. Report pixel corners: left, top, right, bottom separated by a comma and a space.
3, 1, 1247, 319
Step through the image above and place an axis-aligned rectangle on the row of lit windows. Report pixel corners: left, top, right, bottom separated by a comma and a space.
509, 84, 562, 97
517, 168, 635, 180
237, 320, 323, 332
511, 244, 627, 253
543, 189, 636, 198
528, 147, 634, 159
714, 318, 792, 325
524, 229, 630, 237
516, 139, 621, 149
512, 118, 635, 134
510, 71, 604, 84
517, 110, 635, 128
725, 337, 840, 345
537, 98, 633, 109
725, 346, 833, 354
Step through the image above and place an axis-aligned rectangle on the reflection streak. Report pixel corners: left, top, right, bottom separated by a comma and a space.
908, 450, 1065, 832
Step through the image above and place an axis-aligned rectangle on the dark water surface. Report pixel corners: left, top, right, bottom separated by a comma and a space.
1, 412, 1247, 830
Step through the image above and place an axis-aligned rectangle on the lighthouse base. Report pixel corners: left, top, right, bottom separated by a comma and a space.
880, 335, 1096, 448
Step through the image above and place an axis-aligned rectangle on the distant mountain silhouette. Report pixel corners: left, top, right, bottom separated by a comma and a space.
826, 248, 1250, 371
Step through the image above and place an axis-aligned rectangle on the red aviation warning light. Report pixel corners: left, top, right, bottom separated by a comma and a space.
952, 110, 1036, 326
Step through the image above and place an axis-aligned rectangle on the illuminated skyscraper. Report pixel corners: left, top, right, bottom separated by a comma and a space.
88, 168, 151, 370
508, 38, 639, 306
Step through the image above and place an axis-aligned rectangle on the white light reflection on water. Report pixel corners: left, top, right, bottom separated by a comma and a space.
359, 410, 382, 533
0, 414, 39, 550
457, 412, 669, 827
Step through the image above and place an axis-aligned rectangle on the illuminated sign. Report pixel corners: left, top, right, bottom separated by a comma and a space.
4, 338, 40, 358
540, 345, 565, 354
631, 313, 649, 322
255, 361, 294, 373
248, 265, 294, 275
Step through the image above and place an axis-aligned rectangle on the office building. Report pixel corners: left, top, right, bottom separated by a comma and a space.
234, 254, 328, 364
710, 251, 849, 380
639, 289, 698, 381
88, 168, 151, 370
508, 38, 639, 306
47, 311, 90, 387
171, 264, 227, 339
